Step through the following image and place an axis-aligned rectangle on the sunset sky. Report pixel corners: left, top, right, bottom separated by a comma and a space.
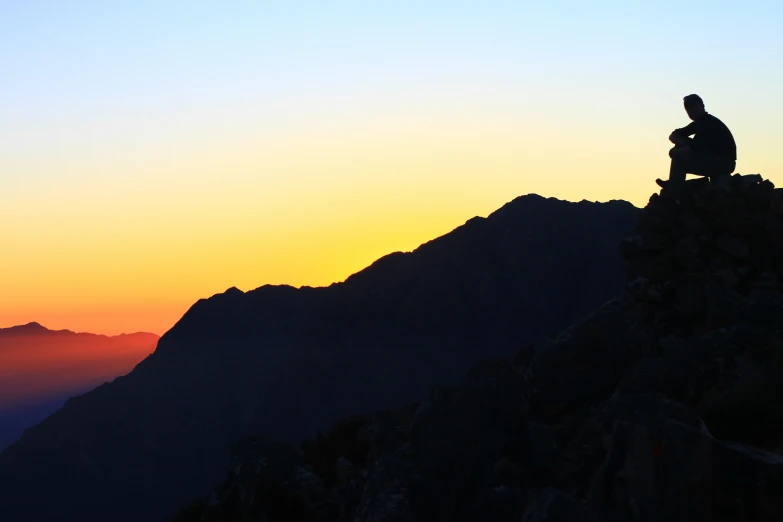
2, 1, 782, 335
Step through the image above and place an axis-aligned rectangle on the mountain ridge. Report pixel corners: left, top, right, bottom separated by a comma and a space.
171, 173, 783, 522
0, 321, 160, 339
0, 193, 640, 522
0, 325, 160, 452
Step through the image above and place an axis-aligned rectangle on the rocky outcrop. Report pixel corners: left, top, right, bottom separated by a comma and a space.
174, 174, 783, 522
621, 173, 783, 336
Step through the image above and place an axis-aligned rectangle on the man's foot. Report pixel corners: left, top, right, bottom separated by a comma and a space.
655, 178, 668, 188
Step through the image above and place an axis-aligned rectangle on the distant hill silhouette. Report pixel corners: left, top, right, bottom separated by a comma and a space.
0, 194, 639, 522
0, 323, 158, 451
0, 321, 50, 336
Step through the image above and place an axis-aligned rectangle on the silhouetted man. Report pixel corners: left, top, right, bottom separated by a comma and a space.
657, 94, 736, 196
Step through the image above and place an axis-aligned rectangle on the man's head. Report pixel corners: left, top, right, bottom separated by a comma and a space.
683, 94, 705, 121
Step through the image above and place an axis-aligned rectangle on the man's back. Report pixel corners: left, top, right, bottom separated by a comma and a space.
676, 113, 736, 160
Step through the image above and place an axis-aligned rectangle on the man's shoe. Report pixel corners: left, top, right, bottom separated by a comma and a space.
655, 178, 668, 188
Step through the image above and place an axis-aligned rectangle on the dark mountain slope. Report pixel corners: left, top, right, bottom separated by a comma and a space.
0, 194, 638, 522
0, 322, 49, 336
175, 174, 783, 522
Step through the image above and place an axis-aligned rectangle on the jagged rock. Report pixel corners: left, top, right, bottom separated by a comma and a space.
674, 236, 702, 269
335, 456, 354, 483
526, 422, 559, 473
513, 335, 550, 369
716, 233, 749, 259
627, 276, 664, 302
407, 359, 530, 521
622, 173, 783, 336
712, 268, 739, 287
770, 189, 783, 215
522, 488, 599, 522
671, 274, 707, 318
613, 299, 783, 447
677, 324, 783, 445
735, 173, 763, 188
353, 446, 418, 522
354, 407, 417, 466
589, 417, 713, 522
524, 296, 658, 419
619, 234, 668, 257
767, 214, 783, 249
736, 289, 783, 327
713, 439, 783, 520
636, 211, 673, 232
199, 437, 325, 522
590, 413, 783, 522
626, 254, 679, 283
558, 393, 698, 506
677, 212, 702, 233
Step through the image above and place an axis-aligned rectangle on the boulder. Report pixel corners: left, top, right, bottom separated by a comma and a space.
524, 296, 658, 419
622, 174, 783, 335
522, 488, 600, 522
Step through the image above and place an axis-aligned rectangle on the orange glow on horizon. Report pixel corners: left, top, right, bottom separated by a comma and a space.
0, 331, 159, 409
3, 107, 781, 336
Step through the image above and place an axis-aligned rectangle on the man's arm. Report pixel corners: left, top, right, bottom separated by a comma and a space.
669, 121, 698, 144
669, 132, 691, 146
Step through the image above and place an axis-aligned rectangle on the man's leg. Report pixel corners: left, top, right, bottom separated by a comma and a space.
668, 146, 689, 193
658, 146, 734, 195
702, 156, 735, 191
702, 156, 736, 180
659, 145, 693, 196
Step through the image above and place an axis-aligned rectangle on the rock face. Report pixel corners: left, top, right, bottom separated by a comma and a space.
175, 174, 783, 522
621, 173, 783, 336
0, 195, 638, 522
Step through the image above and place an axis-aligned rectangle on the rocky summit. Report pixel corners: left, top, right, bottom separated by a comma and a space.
622, 173, 783, 337
174, 174, 783, 522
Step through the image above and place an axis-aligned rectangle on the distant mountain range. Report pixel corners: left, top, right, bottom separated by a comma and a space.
0, 194, 639, 522
0, 323, 159, 451
0, 322, 51, 336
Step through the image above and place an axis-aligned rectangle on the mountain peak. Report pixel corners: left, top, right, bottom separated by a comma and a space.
21, 321, 46, 330
0, 194, 641, 522
0, 322, 50, 335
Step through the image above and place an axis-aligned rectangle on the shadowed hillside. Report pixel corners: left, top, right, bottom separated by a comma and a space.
173, 174, 783, 522
0, 194, 638, 522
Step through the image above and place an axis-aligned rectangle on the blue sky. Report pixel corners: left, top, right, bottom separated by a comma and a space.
4, 1, 781, 122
